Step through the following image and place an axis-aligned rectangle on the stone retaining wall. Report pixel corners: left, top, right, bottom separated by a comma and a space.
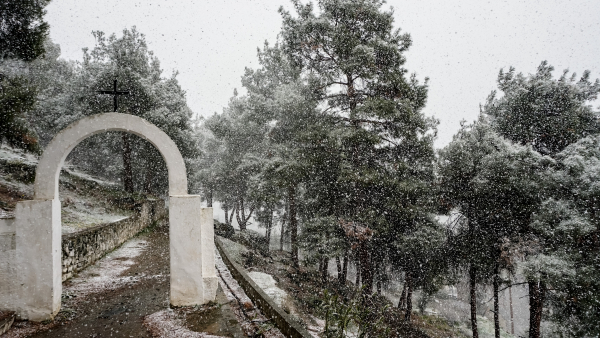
0, 217, 16, 312
215, 237, 312, 338
61, 199, 166, 281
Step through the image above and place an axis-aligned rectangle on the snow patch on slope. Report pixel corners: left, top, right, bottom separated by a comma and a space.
247, 271, 289, 308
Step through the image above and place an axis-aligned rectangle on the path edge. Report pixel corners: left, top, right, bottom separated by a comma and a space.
215, 237, 312, 338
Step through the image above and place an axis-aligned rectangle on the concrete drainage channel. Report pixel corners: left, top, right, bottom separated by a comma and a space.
215, 237, 312, 338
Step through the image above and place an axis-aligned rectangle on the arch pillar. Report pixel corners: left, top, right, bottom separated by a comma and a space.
6, 113, 217, 321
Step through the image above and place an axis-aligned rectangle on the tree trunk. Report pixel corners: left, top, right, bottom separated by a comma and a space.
265, 210, 272, 252
355, 258, 361, 286
228, 205, 236, 226
281, 199, 288, 251
336, 257, 342, 283
341, 250, 348, 284
528, 280, 545, 338
206, 189, 213, 207
347, 74, 357, 114
236, 199, 248, 230
470, 266, 479, 338
224, 204, 229, 225
509, 285, 515, 335
493, 264, 500, 338
376, 263, 382, 295
398, 281, 407, 309
143, 163, 154, 194
321, 258, 328, 284
234, 199, 254, 231
280, 217, 286, 251
246, 205, 255, 226
235, 201, 244, 230
122, 133, 134, 193
288, 185, 299, 268
405, 273, 413, 322
358, 242, 373, 294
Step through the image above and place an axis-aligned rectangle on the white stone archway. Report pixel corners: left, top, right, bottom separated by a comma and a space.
13, 113, 217, 321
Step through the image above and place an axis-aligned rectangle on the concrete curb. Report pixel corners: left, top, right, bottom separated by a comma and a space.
215, 237, 313, 338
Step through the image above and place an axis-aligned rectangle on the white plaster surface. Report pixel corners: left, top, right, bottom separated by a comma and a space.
2, 113, 216, 320
34, 113, 188, 200
15, 200, 62, 321
170, 197, 217, 306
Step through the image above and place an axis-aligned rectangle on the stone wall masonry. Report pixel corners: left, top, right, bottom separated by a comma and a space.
1, 200, 165, 312
0, 217, 17, 311
61, 199, 167, 281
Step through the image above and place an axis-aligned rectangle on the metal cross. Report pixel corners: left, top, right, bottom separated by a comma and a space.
98, 79, 130, 112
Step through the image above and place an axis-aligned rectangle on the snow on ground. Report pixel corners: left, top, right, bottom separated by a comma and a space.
0, 146, 38, 167
143, 309, 226, 338
0, 174, 33, 199
61, 208, 129, 234
0, 144, 130, 232
216, 237, 248, 266
61, 167, 120, 189
0, 144, 118, 189
64, 238, 165, 299
247, 271, 289, 308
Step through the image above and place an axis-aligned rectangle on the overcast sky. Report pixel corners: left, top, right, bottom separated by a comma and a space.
45, 0, 600, 147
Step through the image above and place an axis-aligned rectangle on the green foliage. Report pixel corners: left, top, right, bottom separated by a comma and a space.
279, 0, 423, 116
485, 61, 600, 156
527, 135, 600, 337
0, 0, 52, 152
277, 0, 438, 292
0, 0, 50, 61
230, 230, 270, 257
392, 220, 447, 293
56, 28, 199, 194
319, 289, 390, 338
476, 62, 600, 337
439, 120, 551, 277
24, 39, 77, 145
0, 75, 39, 152
300, 216, 348, 265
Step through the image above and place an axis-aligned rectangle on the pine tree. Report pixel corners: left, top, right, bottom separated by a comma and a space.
485, 61, 600, 156
439, 119, 551, 338
439, 121, 505, 338
241, 42, 320, 267
0, 75, 38, 152
0, 0, 50, 61
0, 0, 51, 152
484, 62, 600, 338
526, 135, 600, 337
279, 0, 435, 293
67, 28, 198, 194
203, 93, 269, 231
